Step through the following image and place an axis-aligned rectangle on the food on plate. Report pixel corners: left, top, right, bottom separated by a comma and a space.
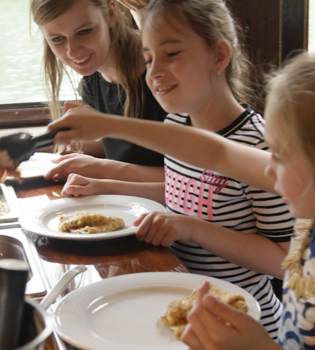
58, 211, 125, 234
0, 202, 9, 216
160, 280, 249, 337
0, 149, 22, 183
0, 168, 22, 183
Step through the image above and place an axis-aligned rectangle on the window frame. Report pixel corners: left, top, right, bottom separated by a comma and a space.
0, 103, 51, 129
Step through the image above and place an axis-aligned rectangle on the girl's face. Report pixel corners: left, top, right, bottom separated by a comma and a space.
264, 102, 315, 220
41, 0, 115, 76
142, 14, 217, 116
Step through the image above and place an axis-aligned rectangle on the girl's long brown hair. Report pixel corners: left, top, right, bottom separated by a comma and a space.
141, 0, 256, 107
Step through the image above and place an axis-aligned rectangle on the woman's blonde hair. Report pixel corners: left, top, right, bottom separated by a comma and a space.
140, 0, 255, 106
117, 0, 148, 11
30, 0, 142, 120
265, 51, 315, 172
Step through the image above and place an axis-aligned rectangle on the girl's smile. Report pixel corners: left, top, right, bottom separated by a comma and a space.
155, 84, 177, 95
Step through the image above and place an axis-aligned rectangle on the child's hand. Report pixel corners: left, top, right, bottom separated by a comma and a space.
61, 173, 103, 197
181, 281, 281, 350
133, 212, 192, 246
48, 102, 112, 144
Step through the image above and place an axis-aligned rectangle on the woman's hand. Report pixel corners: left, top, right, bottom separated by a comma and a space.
61, 173, 106, 197
133, 212, 193, 246
44, 153, 108, 181
181, 281, 282, 350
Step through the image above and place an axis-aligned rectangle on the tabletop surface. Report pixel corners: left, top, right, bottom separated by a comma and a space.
9, 177, 190, 350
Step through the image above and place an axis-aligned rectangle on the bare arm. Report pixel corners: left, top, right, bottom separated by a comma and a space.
71, 139, 165, 182
94, 161, 165, 182
189, 219, 288, 280
61, 174, 166, 205
45, 153, 165, 182
134, 213, 288, 279
48, 105, 274, 193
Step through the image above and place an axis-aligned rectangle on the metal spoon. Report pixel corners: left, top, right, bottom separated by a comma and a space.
0, 129, 68, 165
40, 265, 87, 310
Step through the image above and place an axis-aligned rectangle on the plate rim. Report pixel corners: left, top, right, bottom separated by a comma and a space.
6, 152, 60, 181
19, 194, 166, 241
52, 271, 261, 350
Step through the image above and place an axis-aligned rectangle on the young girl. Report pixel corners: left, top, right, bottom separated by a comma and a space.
48, 0, 294, 338
30, 0, 166, 182
180, 51, 315, 350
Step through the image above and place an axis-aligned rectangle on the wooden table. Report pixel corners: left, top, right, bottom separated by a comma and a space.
12, 178, 190, 349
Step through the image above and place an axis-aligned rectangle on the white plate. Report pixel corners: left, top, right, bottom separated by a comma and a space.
7, 152, 60, 181
19, 195, 166, 240
53, 272, 261, 350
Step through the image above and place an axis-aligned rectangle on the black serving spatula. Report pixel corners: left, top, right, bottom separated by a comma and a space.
0, 129, 67, 165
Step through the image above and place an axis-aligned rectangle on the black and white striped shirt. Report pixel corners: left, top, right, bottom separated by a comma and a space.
164, 107, 294, 339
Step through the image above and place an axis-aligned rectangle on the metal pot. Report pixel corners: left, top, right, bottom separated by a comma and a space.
15, 298, 52, 350
15, 265, 87, 350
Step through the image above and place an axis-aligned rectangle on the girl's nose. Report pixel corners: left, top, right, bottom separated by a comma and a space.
147, 60, 165, 80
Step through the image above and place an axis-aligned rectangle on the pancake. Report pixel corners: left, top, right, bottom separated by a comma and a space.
58, 211, 125, 234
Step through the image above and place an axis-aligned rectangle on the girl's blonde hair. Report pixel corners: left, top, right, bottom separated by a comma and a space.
140, 0, 255, 106
30, 0, 142, 120
265, 51, 315, 171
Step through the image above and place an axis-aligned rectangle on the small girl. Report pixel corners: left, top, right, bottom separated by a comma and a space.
48, 0, 294, 339
181, 51, 315, 350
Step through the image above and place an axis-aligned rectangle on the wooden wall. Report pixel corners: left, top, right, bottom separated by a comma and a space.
227, 0, 308, 113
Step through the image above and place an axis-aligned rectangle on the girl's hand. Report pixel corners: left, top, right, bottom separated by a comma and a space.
61, 173, 104, 197
181, 281, 281, 350
48, 102, 112, 144
133, 212, 192, 246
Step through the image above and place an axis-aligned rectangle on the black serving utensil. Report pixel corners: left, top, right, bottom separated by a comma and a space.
0, 129, 68, 165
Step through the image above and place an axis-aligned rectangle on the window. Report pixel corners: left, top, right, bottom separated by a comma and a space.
0, 0, 80, 127
309, 0, 315, 52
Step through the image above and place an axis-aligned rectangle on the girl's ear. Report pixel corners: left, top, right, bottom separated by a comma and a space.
108, 1, 118, 27
213, 39, 231, 74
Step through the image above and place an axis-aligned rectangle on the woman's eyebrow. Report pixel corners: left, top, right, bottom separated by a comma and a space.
44, 21, 94, 37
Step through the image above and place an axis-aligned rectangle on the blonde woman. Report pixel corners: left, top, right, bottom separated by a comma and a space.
30, 0, 166, 181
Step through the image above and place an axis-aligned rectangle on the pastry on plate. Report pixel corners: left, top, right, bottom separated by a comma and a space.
58, 211, 125, 234
160, 280, 248, 337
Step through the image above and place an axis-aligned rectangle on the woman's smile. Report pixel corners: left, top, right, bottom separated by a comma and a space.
70, 53, 93, 66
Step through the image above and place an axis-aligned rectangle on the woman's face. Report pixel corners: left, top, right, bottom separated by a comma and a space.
141, 14, 217, 117
41, 0, 116, 76
264, 101, 315, 220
